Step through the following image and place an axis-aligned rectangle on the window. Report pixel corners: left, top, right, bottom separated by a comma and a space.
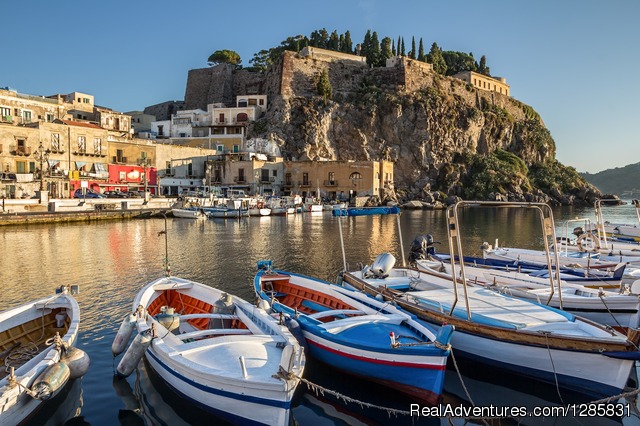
51, 133, 61, 151
259, 99, 264, 106
238, 168, 245, 181
1, 107, 10, 117
218, 113, 225, 124
217, 145, 224, 152
272, 169, 277, 177
22, 110, 32, 123
119, 171, 126, 181
233, 145, 239, 153
141, 151, 148, 160
248, 99, 257, 106
165, 161, 171, 173
77, 136, 86, 153
157, 125, 164, 136
46, 113, 54, 122
116, 149, 124, 162
328, 172, 335, 183
16, 161, 27, 173
285, 173, 292, 185
93, 138, 102, 154
261, 169, 269, 182
302, 173, 309, 186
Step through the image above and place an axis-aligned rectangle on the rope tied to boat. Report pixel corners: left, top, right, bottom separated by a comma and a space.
596, 290, 624, 332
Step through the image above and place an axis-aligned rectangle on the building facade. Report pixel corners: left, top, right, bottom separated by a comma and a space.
452, 71, 510, 96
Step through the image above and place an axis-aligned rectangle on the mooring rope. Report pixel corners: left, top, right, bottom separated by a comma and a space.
598, 292, 624, 331
541, 331, 565, 405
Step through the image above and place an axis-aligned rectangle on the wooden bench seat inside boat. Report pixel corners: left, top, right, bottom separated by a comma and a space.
265, 278, 353, 317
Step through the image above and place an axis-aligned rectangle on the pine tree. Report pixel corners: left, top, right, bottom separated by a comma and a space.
417, 38, 425, 61
427, 42, 447, 75
343, 31, 353, 54
328, 30, 340, 51
368, 31, 381, 66
380, 37, 393, 65
317, 69, 332, 105
361, 30, 372, 59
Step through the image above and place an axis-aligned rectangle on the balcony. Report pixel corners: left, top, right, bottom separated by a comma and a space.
299, 181, 311, 187
260, 177, 275, 184
324, 180, 338, 187
112, 156, 128, 164
234, 176, 246, 183
9, 145, 31, 156
1, 115, 13, 124
282, 181, 293, 188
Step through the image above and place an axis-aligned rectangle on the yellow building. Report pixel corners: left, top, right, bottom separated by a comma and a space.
283, 160, 393, 200
453, 71, 510, 96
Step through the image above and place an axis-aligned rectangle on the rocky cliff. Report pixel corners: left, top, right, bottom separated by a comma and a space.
185, 52, 600, 206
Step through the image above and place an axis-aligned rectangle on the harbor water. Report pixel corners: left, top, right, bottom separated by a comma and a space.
1, 202, 639, 425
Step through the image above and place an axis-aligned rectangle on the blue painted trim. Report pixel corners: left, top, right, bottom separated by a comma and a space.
145, 348, 291, 410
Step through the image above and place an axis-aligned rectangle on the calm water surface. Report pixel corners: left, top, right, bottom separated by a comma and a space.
1, 202, 639, 425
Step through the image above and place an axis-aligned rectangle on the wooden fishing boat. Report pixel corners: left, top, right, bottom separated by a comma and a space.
589, 199, 640, 243
338, 201, 640, 399
113, 276, 304, 426
0, 286, 89, 425
254, 260, 454, 405
415, 256, 640, 331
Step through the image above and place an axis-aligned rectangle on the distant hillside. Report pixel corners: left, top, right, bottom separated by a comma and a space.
581, 162, 640, 197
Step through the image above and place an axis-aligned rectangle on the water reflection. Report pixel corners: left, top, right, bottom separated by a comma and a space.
1, 202, 639, 425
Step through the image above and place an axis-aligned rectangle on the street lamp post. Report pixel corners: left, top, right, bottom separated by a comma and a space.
33, 141, 50, 192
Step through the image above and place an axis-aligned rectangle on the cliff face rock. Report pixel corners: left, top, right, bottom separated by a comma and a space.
186, 52, 599, 206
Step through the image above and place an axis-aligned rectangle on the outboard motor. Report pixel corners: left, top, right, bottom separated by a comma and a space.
370, 253, 396, 278
408, 234, 437, 264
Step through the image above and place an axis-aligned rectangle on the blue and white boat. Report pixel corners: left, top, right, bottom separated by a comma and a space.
254, 260, 453, 405
341, 201, 640, 399
114, 276, 305, 426
332, 206, 401, 217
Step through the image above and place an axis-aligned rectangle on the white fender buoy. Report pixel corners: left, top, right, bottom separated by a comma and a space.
112, 314, 137, 356
116, 331, 152, 378
31, 362, 71, 400
61, 346, 91, 379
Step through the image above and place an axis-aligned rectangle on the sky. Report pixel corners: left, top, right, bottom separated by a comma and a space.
2, 0, 639, 174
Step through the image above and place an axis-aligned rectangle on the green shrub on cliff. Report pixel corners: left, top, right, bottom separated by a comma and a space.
462, 149, 530, 198
528, 160, 589, 194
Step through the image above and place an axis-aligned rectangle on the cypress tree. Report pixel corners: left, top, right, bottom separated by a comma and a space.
401, 37, 406, 56
409, 36, 416, 59
368, 31, 381, 66
397, 36, 401, 56
418, 38, 425, 61
392, 39, 396, 56
380, 36, 393, 65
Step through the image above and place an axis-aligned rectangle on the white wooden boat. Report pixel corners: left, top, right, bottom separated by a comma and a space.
589, 199, 640, 242
415, 257, 640, 331
171, 208, 207, 219
0, 286, 89, 425
113, 276, 304, 425
338, 201, 640, 399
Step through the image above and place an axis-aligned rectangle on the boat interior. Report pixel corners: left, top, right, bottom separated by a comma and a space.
0, 307, 70, 381
261, 274, 355, 320
147, 289, 247, 332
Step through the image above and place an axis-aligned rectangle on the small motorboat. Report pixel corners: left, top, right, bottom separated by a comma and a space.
0, 286, 90, 425
254, 260, 454, 405
113, 276, 305, 426
171, 208, 207, 219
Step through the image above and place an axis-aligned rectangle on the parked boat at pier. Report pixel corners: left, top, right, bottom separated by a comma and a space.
0, 286, 89, 425
338, 201, 640, 399
113, 275, 304, 425
254, 260, 454, 405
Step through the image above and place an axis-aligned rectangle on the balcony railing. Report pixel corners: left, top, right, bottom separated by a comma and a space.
324, 180, 338, 186
234, 176, 246, 183
9, 145, 31, 155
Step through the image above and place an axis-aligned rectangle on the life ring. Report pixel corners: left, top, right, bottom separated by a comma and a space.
576, 232, 601, 252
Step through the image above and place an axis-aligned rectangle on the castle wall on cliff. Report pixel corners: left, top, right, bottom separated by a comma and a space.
184, 51, 521, 121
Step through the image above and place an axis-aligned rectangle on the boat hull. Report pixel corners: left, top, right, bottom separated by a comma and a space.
300, 328, 446, 405
145, 349, 293, 426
